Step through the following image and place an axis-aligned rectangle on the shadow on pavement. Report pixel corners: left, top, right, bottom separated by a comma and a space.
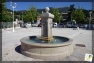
15, 45, 22, 54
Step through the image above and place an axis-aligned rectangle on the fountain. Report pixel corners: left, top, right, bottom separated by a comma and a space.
20, 7, 73, 60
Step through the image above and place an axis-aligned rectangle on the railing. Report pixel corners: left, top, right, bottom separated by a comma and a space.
0, 22, 20, 29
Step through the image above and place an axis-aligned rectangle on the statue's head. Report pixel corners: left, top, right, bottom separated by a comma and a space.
45, 7, 50, 12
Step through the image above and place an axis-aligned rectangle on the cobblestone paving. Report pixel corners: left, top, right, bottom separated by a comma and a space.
2, 27, 92, 61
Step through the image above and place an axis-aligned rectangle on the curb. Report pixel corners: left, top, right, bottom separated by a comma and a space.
2, 27, 21, 30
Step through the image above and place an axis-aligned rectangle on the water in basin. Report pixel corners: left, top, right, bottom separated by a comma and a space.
26, 36, 69, 44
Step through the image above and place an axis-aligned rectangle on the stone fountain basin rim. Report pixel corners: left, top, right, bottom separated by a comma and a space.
20, 36, 73, 47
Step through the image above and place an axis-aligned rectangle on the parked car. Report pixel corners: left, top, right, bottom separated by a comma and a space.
26, 23, 31, 28
72, 24, 78, 28
58, 23, 65, 28
31, 23, 38, 27
79, 24, 85, 28
22, 23, 27, 28
92, 24, 94, 30
66, 21, 78, 28
53, 23, 57, 28
86, 24, 94, 30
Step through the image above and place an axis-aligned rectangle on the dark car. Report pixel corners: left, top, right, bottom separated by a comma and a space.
72, 24, 78, 28
79, 24, 85, 28
58, 23, 64, 28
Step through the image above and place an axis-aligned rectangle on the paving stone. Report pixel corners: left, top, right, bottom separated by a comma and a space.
2, 27, 92, 61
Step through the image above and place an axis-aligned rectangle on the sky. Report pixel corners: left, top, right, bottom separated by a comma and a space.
6, 2, 92, 11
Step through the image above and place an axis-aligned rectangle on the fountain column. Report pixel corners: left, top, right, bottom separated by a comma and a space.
40, 7, 54, 42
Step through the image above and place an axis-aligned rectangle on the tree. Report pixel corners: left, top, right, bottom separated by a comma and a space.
59, 13, 63, 24
71, 7, 85, 24
52, 8, 60, 23
23, 5, 39, 23
67, 4, 75, 21
23, 11, 31, 23
2, 3, 12, 22
85, 17, 89, 24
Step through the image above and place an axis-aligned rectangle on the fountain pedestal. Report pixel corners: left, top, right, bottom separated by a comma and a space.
40, 7, 54, 41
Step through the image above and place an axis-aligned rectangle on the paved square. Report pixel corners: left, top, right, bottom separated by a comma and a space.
2, 27, 92, 61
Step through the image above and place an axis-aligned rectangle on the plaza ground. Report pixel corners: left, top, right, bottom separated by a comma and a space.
2, 27, 92, 61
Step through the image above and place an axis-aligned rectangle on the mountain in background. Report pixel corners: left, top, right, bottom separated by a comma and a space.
15, 7, 70, 14
7, 6, 90, 18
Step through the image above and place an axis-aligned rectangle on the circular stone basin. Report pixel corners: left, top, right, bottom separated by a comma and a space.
20, 36, 73, 60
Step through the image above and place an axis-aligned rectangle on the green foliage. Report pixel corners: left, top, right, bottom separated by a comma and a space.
1, 0, 6, 3
85, 17, 89, 24
23, 5, 39, 23
59, 13, 63, 24
71, 8, 85, 24
82, 9, 89, 17
52, 8, 60, 23
67, 4, 75, 21
2, 3, 12, 22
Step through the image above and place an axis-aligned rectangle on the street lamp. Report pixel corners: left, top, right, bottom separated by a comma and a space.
89, 11, 92, 29
22, 12, 23, 21
10, 1, 17, 32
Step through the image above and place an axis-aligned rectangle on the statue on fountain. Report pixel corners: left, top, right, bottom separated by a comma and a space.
40, 7, 54, 42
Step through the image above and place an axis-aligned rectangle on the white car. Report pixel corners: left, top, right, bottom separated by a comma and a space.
32, 23, 38, 27
66, 21, 77, 28
53, 23, 57, 28
26, 23, 31, 28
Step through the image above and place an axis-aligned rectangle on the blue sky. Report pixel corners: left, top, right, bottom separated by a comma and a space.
6, 2, 92, 11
